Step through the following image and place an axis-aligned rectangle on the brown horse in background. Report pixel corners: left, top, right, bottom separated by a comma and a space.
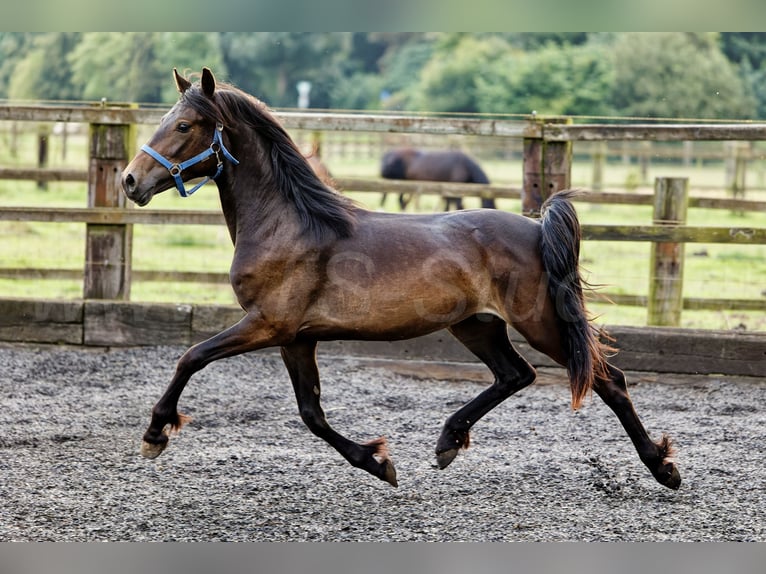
380, 147, 496, 211
121, 68, 680, 490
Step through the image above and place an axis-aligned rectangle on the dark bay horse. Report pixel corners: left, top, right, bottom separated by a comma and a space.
380, 147, 496, 211
121, 68, 680, 490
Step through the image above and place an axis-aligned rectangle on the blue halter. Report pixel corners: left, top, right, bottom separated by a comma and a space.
140, 123, 239, 197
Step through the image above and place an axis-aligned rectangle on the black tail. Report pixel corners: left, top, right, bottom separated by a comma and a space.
539, 190, 610, 409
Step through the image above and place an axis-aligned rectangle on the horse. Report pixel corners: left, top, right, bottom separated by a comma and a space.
121, 68, 680, 490
380, 147, 497, 211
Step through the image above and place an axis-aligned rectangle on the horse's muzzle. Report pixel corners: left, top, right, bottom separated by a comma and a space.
121, 172, 151, 206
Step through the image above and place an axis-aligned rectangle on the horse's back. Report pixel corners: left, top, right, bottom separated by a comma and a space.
350, 208, 542, 273
409, 151, 487, 184
381, 148, 489, 184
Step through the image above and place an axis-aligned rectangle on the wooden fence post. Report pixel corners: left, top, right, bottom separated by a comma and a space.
522, 134, 543, 217
522, 116, 572, 217
682, 141, 693, 167
648, 177, 688, 326
724, 141, 747, 202
591, 141, 606, 192
37, 124, 50, 190
639, 141, 651, 183
83, 122, 134, 300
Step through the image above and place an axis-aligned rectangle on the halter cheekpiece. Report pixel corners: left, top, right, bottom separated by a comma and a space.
140, 123, 239, 197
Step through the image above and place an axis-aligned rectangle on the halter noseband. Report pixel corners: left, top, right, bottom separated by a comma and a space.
140, 123, 239, 197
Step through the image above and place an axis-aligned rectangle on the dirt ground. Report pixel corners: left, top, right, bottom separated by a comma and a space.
0, 342, 763, 541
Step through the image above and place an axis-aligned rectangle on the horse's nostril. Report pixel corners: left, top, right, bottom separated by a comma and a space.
123, 173, 135, 191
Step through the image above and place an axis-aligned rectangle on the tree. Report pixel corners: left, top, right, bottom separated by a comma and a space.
720, 33, 766, 70
154, 33, 227, 102
68, 33, 162, 102
6, 33, 80, 101
502, 33, 589, 50
408, 35, 510, 113
330, 73, 388, 110
475, 41, 616, 116
325, 33, 403, 110
0, 33, 33, 99
738, 57, 766, 120
720, 33, 766, 120
219, 33, 350, 108
611, 33, 756, 119
375, 36, 436, 110
68, 33, 226, 104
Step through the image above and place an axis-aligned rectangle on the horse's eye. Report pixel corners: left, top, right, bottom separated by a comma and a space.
177, 122, 191, 133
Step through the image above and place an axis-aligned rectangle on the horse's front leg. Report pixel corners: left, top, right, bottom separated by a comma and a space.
280, 340, 398, 487
141, 313, 283, 459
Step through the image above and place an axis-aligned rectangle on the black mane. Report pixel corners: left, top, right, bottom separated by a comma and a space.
181, 81, 357, 242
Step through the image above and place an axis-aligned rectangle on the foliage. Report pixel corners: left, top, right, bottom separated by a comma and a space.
1, 32, 765, 119
67, 33, 225, 103
502, 32, 590, 50
376, 38, 436, 110
330, 73, 388, 110
155, 33, 227, 103
740, 58, 766, 120
611, 33, 756, 119
720, 32, 766, 70
218, 32, 349, 108
410, 35, 509, 113
475, 41, 616, 116
0, 33, 31, 99
6, 33, 80, 101
68, 33, 163, 102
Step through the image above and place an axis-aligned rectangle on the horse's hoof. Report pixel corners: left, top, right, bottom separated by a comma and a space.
140, 440, 167, 459
660, 464, 682, 490
382, 460, 398, 487
436, 448, 459, 470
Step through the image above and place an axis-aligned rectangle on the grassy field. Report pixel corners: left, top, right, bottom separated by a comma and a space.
1, 126, 765, 331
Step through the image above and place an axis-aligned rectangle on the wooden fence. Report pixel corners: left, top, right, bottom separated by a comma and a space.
0, 297, 763, 377
1, 104, 765, 335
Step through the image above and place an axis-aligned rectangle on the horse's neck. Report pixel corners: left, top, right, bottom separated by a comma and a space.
216, 162, 296, 248
217, 184, 239, 245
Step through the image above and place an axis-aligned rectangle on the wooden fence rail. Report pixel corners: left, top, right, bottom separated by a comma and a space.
1, 205, 764, 244
4, 169, 766, 211
1, 104, 766, 328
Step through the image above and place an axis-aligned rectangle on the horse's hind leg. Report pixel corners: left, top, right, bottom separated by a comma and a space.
518, 320, 681, 490
280, 340, 398, 487
436, 314, 536, 469
595, 363, 681, 489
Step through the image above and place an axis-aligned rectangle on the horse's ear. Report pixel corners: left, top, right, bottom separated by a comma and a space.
201, 67, 216, 99
174, 68, 192, 94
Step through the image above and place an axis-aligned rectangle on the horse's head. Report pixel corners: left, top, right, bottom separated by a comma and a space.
121, 68, 238, 206
380, 148, 419, 180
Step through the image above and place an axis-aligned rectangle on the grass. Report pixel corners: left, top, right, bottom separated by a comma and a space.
1, 127, 765, 331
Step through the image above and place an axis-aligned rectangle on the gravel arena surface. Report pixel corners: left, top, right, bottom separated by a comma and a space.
0, 342, 763, 542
